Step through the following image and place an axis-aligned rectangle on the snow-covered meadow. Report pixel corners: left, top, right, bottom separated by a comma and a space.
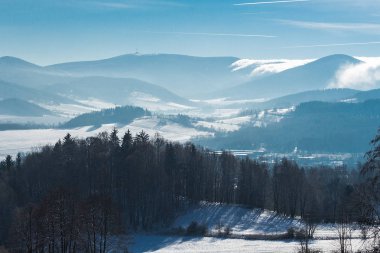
129, 235, 368, 253
110, 203, 373, 253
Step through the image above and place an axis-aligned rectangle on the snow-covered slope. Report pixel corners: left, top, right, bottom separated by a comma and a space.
173, 202, 300, 236
124, 202, 369, 253
129, 235, 367, 253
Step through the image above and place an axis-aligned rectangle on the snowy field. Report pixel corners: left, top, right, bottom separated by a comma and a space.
0, 117, 212, 160
109, 203, 372, 253
128, 235, 369, 253
172, 202, 300, 236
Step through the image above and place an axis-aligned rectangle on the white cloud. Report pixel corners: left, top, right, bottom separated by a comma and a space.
329, 57, 380, 90
234, 0, 310, 6
233, 57, 380, 90
231, 58, 313, 76
281, 20, 380, 33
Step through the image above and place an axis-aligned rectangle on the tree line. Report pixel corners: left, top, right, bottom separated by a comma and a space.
0, 128, 378, 252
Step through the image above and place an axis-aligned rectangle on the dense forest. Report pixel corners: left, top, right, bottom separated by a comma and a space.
61, 106, 151, 129
0, 128, 379, 252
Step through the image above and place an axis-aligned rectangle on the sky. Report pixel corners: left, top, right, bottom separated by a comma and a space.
1, 0, 380, 65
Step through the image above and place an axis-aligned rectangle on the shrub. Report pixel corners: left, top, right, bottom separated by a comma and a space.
186, 221, 207, 236
223, 226, 232, 237
286, 227, 296, 239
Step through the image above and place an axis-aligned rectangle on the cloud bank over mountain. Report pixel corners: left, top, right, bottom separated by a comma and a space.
330, 57, 380, 90
231, 58, 314, 77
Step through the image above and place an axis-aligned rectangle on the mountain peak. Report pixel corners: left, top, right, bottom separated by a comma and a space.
312, 54, 361, 65
0, 56, 40, 68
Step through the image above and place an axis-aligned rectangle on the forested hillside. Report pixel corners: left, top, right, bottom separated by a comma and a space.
61, 106, 151, 128
0, 129, 373, 252
202, 100, 380, 153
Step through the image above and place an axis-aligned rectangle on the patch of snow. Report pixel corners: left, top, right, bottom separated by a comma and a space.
128, 92, 195, 113
41, 103, 98, 118
199, 98, 267, 106
216, 116, 251, 125
194, 121, 240, 132
77, 98, 117, 109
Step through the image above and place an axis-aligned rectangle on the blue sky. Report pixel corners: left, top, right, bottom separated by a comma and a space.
1, 0, 380, 65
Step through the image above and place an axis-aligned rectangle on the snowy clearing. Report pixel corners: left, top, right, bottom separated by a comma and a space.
123, 202, 371, 253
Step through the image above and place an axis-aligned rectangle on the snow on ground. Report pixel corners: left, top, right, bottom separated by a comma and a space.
129, 235, 369, 253
172, 202, 300, 236
124, 202, 371, 253
217, 116, 251, 125
128, 92, 195, 113
77, 98, 117, 110
194, 116, 252, 132
41, 102, 100, 118
121, 116, 211, 142
195, 98, 268, 106
135, 234, 372, 253
194, 121, 240, 132
0, 116, 211, 160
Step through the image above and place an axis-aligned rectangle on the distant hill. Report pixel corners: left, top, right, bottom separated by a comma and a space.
350, 88, 380, 102
254, 88, 359, 109
0, 79, 76, 104
0, 56, 74, 89
200, 99, 380, 153
61, 106, 151, 128
0, 98, 53, 116
47, 76, 191, 106
46, 54, 249, 97
212, 54, 361, 100
0, 56, 40, 69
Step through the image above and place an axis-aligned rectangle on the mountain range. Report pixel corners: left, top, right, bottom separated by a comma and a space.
46, 54, 250, 98
0, 54, 372, 107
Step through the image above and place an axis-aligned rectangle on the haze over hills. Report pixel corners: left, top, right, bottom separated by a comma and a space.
213, 54, 361, 100
0, 79, 76, 105
251, 88, 359, 110
0, 56, 74, 89
0, 53, 374, 109
46, 76, 193, 109
45, 54, 250, 97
